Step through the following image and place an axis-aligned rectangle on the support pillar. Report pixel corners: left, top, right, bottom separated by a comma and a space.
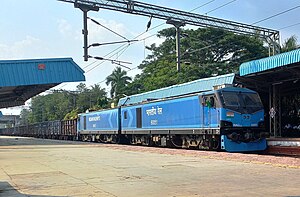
74, 2, 99, 61
269, 84, 282, 137
166, 19, 185, 72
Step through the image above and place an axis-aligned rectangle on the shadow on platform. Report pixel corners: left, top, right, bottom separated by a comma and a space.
0, 181, 68, 197
0, 136, 82, 147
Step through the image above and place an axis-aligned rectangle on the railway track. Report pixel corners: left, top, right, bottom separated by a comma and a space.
266, 138, 300, 157
265, 146, 300, 157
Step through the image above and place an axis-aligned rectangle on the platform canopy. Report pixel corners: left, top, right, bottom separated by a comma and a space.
236, 49, 300, 137
240, 48, 300, 76
0, 58, 85, 108
118, 73, 235, 106
237, 49, 300, 94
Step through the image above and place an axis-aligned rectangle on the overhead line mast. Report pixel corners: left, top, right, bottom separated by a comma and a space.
58, 0, 280, 69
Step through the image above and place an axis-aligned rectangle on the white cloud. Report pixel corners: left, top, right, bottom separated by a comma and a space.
57, 19, 73, 37
0, 36, 46, 59
85, 17, 132, 43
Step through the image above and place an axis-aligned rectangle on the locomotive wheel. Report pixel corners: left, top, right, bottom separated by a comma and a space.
141, 136, 151, 146
111, 135, 118, 144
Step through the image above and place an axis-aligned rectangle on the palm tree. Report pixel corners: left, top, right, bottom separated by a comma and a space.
106, 67, 132, 100
281, 35, 298, 53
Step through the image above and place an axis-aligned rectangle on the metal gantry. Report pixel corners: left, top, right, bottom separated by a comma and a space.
58, 0, 280, 64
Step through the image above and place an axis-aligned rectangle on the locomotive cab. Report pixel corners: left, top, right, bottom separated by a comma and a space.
215, 87, 268, 152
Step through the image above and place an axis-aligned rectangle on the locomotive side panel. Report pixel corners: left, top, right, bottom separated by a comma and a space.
121, 106, 139, 132
78, 108, 119, 135
142, 96, 202, 131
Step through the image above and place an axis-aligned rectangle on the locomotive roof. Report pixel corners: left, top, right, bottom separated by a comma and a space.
210, 87, 256, 94
118, 73, 235, 106
118, 86, 255, 108
78, 107, 119, 116
78, 87, 256, 116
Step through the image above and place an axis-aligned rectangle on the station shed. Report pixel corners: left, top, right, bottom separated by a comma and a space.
236, 48, 300, 137
0, 58, 85, 109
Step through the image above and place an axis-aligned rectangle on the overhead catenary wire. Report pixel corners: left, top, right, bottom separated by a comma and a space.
190, 0, 216, 12
205, 0, 237, 15
134, 0, 221, 40
83, 16, 157, 72
88, 40, 138, 48
88, 17, 129, 41
86, 44, 131, 73
96, 34, 238, 86
84, 33, 157, 72
88, 55, 132, 70
59, 1, 238, 89
88, 0, 239, 85
85, 1, 236, 72
278, 22, 300, 30
86, 0, 224, 72
115, 43, 131, 61
57, 34, 153, 89
83, 60, 97, 69
252, 5, 300, 25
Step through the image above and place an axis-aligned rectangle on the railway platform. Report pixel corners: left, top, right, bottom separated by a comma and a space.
0, 136, 300, 197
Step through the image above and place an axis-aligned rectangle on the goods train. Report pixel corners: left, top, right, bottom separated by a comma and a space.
0, 86, 269, 152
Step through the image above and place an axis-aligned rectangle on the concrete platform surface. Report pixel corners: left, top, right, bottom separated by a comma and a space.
0, 136, 300, 197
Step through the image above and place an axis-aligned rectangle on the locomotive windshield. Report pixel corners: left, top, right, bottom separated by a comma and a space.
220, 91, 263, 114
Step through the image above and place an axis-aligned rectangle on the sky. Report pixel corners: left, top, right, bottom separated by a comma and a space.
1, 0, 300, 115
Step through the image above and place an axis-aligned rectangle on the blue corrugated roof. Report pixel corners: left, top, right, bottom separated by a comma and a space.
118, 73, 235, 106
0, 57, 85, 86
0, 57, 85, 108
240, 48, 300, 76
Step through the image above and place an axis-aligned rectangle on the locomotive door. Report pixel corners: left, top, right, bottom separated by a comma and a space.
136, 108, 142, 128
83, 116, 87, 130
202, 95, 215, 128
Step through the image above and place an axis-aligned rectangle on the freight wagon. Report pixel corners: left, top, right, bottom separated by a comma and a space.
0, 119, 77, 140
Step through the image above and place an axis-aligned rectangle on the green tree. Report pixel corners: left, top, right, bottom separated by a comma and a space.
20, 109, 31, 125
130, 27, 268, 92
28, 92, 70, 123
75, 83, 107, 112
106, 67, 132, 103
89, 84, 108, 110
22, 83, 108, 123
75, 83, 90, 112
281, 35, 298, 53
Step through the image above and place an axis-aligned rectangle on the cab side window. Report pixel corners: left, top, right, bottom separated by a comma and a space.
124, 111, 128, 120
202, 95, 217, 108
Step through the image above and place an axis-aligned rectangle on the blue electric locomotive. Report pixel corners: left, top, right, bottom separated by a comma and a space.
78, 108, 120, 143
77, 86, 268, 152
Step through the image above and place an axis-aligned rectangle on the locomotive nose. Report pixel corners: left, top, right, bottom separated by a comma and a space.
227, 132, 239, 141
244, 132, 253, 141
241, 114, 251, 127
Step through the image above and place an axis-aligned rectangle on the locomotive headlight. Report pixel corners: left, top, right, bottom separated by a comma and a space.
221, 120, 233, 127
